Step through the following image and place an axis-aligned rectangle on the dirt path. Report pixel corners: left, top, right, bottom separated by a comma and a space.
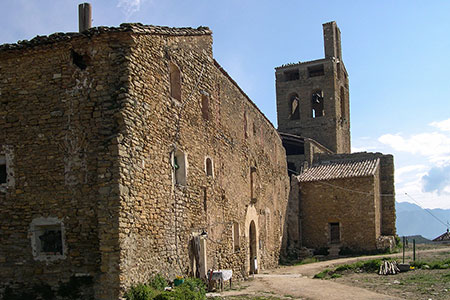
212, 248, 450, 300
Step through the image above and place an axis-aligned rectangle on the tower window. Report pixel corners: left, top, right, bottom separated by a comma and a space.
205, 157, 213, 177
169, 62, 181, 101
308, 64, 324, 77
201, 94, 210, 121
337, 62, 341, 80
289, 94, 300, 120
172, 149, 187, 186
311, 91, 324, 118
340, 86, 346, 120
284, 69, 299, 81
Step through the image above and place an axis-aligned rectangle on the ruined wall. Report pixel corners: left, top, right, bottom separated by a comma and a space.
114, 31, 289, 294
0, 31, 131, 298
299, 176, 379, 251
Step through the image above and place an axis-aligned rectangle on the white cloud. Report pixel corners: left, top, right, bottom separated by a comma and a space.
117, 0, 147, 18
395, 165, 427, 183
378, 132, 450, 164
430, 118, 450, 132
376, 119, 450, 209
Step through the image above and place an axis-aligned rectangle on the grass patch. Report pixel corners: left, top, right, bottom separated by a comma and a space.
313, 269, 331, 279
314, 258, 391, 279
293, 257, 318, 266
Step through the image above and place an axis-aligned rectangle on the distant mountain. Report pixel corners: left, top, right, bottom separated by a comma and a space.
396, 201, 450, 240
403, 235, 432, 244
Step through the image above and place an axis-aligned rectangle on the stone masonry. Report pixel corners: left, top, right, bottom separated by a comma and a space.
276, 22, 396, 258
0, 24, 289, 299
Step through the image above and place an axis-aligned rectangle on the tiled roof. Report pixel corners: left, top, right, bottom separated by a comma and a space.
433, 230, 450, 242
298, 158, 379, 182
0, 23, 211, 52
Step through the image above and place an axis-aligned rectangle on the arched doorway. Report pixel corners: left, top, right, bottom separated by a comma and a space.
249, 220, 257, 274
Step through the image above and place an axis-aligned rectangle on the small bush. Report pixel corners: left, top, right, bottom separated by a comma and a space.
149, 274, 168, 291
313, 269, 331, 279
124, 284, 158, 300
335, 264, 353, 272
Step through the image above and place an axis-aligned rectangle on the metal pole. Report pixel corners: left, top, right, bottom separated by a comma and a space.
413, 239, 416, 262
78, 3, 92, 33
402, 236, 405, 264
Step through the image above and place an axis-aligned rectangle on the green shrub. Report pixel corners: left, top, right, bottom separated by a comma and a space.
335, 264, 353, 272
124, 284, 158, 300
149, 274, 168, 291
313, 269, 331, 279
360, 259, 382, 272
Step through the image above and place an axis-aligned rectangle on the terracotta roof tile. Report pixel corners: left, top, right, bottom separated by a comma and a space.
433, 230, 450, 241
298, 158, 379, 182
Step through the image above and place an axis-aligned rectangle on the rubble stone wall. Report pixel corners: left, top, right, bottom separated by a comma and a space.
315, 152, 396, 236
0, 32, 133, 299
117, 32, 289, 294
299, 176, 379, 251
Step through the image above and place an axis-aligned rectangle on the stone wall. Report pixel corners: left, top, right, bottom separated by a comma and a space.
117, 31, 289, 295
0, 25, 290, 299
0, 31, 133, 298
315, 152, 396, 237
275, 22, 350, 154
299, 175, 380, 251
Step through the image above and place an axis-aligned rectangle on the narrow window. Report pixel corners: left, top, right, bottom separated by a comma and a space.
307, 64, 324, 77
250, 167, 257, 202
289, 93, 300, 120
172, 149, 187, 186
244, 112, 248, 139
203, 187, 207, 212
340, 86, 346, 120
233, 222, 240, 252
311, 91, 324, 118
169, 62, 181, 101
284, 69, 299, 81
330, 222, 340, 244
205, 157, 213, 177
0, 157, 6, 184
201, 94, 210, 121
337, 62, 341, 80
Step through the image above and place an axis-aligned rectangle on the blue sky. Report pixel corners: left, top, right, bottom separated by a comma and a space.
2, 0, 450, 209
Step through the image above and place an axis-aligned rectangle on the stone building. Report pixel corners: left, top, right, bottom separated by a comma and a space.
0, 24, 289, 299
277, 22, 396, 257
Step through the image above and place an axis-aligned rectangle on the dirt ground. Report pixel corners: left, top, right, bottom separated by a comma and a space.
208, 246, 450, 300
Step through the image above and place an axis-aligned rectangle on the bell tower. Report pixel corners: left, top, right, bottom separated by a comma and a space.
275, 21, 350, 154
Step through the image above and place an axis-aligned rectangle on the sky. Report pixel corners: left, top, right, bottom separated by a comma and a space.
1, 0, 450, 209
